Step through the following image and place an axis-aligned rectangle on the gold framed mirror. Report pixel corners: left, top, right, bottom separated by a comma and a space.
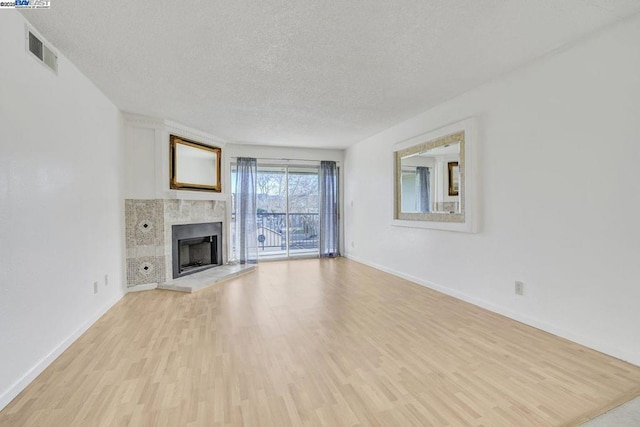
170, 135, 221, 192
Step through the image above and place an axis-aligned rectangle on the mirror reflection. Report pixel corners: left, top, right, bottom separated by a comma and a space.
400, 142, 460, 214
175, 143, 218, 186
394, 131, 465, 222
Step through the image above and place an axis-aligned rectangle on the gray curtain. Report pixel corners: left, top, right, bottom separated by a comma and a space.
319, 161, 339, 257
235, 157, 258, 264
417, 167, 430, 213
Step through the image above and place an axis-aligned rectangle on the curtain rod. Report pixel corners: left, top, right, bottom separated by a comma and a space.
229, 156, 340, 163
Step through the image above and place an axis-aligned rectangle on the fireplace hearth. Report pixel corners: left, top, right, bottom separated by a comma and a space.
172, 222, 222, 279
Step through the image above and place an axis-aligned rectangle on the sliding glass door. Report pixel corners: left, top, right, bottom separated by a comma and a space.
285, 166, 319, 258
232, 162, 319, 260
254, 164, 287, 258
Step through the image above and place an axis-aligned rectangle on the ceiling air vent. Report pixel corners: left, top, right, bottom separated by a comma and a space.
26, 27, 58, 74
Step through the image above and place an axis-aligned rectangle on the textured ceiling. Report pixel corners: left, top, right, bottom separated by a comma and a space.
20, 1, 640, 148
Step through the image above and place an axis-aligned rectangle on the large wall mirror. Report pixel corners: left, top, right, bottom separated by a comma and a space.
393, 118, 476, 232
170, 135, 221, 192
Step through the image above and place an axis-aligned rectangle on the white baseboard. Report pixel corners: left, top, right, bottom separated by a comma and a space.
344, 254, 639, 367
0, 292, 125, 411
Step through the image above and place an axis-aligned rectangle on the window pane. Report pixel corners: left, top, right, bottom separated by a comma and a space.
288, 166, 319, 257
257, 166, 287, 258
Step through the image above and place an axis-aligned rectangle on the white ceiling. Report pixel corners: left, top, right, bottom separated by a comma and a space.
21, 1, 640, 149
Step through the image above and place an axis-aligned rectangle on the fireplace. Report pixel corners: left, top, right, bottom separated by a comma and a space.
172, 222, 222, 279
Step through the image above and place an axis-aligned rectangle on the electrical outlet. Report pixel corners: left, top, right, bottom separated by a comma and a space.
93, 281, 99, 294
515, 281, 524, 296
104, 274, 109, 286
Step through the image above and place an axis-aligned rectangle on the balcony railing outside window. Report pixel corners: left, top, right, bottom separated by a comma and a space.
232, 212, 319, 258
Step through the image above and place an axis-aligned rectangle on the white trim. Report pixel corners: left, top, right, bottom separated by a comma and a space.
162, 190, 230, 201
0, 292, 124, 411
121, 112, 164, 128
164, 120, 227, 149
343, 254, 640, 367
391, 218, 473, 232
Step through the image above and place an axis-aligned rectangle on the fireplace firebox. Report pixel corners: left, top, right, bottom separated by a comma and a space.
172, 222, 222, 279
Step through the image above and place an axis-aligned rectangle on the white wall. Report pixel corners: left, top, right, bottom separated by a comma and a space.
225, 143, 344, 164
124, 124, 158, 199
0, 11, 126, 409
345, 14, 640, 365
123, 114, 229, 201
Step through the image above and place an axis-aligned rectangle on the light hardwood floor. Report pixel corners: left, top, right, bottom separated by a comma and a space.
2, 258, 640, 426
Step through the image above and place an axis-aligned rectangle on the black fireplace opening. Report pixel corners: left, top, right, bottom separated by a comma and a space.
178, 236, 216, 273
172, 222, 222, 279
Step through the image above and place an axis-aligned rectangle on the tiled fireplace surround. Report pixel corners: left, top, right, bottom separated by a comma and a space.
125, 199, 227, 287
